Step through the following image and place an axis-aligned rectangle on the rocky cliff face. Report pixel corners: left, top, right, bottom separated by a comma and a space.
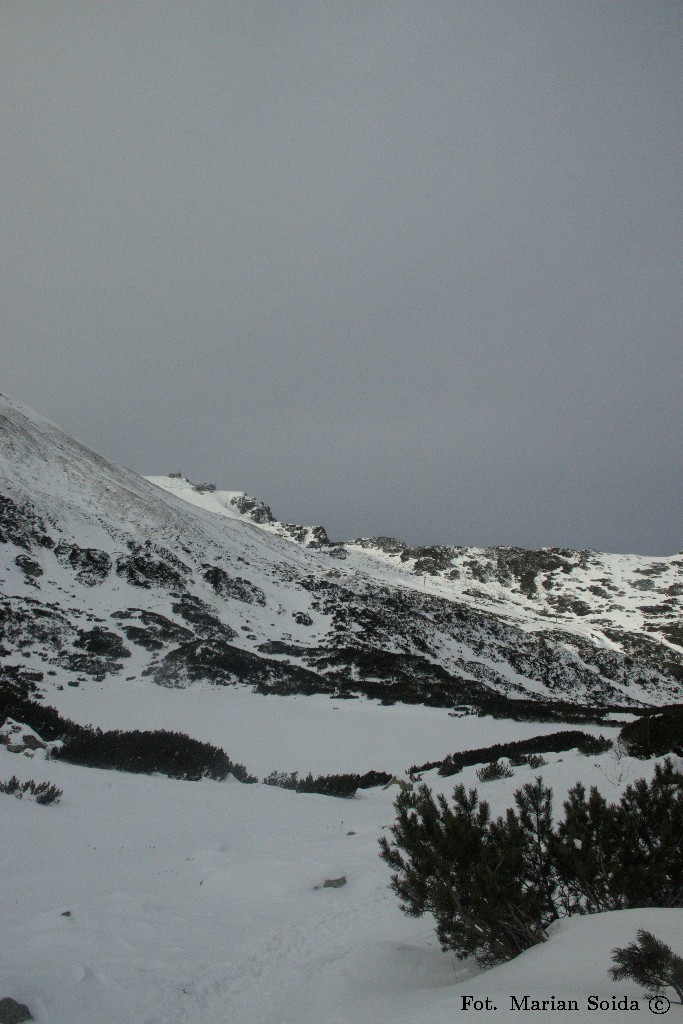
1, 393, 681, 711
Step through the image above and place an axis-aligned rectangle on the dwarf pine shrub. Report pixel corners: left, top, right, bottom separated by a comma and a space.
380, 759, 683, 967
262, 770, 360, 797
55, 726, 255, 782
0, 776, 62, 804
610, 930, 683, 1003
475, 759, 514, 782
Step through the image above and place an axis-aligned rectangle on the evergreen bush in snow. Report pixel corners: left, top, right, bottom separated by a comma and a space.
552, 758, 683, 912
295, 772, 359, 798
55, 726, 256, 782
408, 730, 612, 778
262, 770, 360, 797
475, 759, 514, 781
380, 760, 683, 967
379, 777, 559, 966
262, 768, 391, 797
262, 770, 299, 791
525, 753, 547, 769
0, 776, 62, 804
610, 930, 683, 1003
619, 707, 683, 759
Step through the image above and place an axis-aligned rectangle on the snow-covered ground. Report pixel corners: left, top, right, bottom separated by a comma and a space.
44, 679, 620, 777
1, 714, 680, 1024
148, 474, 683, 650
1, 395, 682, 1021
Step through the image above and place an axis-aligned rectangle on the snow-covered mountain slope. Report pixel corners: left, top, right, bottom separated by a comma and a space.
1, 392, 681, 711
152, 474, 683, 683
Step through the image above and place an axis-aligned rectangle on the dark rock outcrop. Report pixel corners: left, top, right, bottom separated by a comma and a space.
54, 542, 111, 585
202, 566, 266, 606
0, 493, 53, 551
115, 547, 187, 590
14, 554, 43, 580
0, 996, 33, 1023
229, 494, 275, 524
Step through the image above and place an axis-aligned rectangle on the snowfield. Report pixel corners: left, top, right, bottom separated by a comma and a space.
1, 725, 680, 1024
43, 680, 620, 777
1, 393, 682, 1022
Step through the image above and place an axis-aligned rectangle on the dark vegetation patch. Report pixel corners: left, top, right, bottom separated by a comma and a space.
257, 639, 307, 657
61, 654, 125, 679
55, 727, 254, 781
171, 594, 237, 638
547, 595, 593, 616
54, 542, 111, 585
411, 546, 459, 576
658, 623, 683, 648
471, 693, 612, 724
150, 638, 326, 693
251, 639, 486, 706
74, 626, 130, 660
115, 545, 188, 590
14, 554, 43, 579
0, 665, 44, 701
114, 609, 194, 649
409, 731, 613, 777
120, 628, 163, 651
0, 597, 75, 654
202, 565, 266, 605
475, 760, 514, 781
279, 523, 330, 547
1, 687, 71, 741
0, 684, 255, 782
0, 493, 54, 550
602, 627, 683, 680
487, 547, 573, 599
0, 776, 62, 804
262, 768, 392, 797
351, 536, 409, 557
305, 645, 486, 702
631, 578, 656, 592
619, 707, 683, 759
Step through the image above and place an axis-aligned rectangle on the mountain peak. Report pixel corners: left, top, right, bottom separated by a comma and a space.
1, 395, 681, 709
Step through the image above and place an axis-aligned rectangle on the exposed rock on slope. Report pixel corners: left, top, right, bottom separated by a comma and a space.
0, 393, 681, 710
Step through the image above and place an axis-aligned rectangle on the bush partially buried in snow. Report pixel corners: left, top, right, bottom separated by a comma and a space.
1, 693, 256, 783
610, 929, 683, 1003
380, 758, 683, 968
55, 726, 256, 782
0, 776, 62, 804
262, 769, 391, 797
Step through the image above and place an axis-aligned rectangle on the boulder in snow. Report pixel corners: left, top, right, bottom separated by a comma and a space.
0, 997, 33, 1023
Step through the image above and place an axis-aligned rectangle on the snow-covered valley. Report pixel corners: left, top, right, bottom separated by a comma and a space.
2, 719, 681, 1024
1, 392, 682, 1023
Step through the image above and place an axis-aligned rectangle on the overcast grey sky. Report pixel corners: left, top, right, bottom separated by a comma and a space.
2, 2, 681, 553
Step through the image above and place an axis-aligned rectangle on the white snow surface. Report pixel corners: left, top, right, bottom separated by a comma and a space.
2, 735, 680, 1024
148, 474, 683, 651
45, 680, 618, 777
1, 394, 682, 1022
1, 391, 681, 710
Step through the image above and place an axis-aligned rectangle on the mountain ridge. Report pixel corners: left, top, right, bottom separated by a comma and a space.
1, 392, 681, 710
